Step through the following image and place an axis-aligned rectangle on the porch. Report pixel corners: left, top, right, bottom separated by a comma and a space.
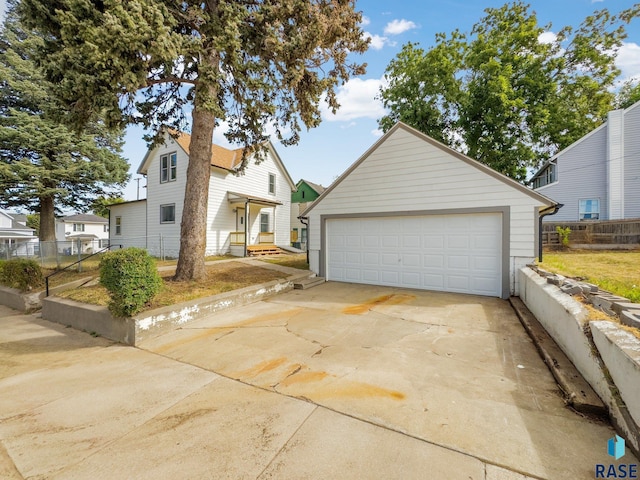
227, 192, 284, 257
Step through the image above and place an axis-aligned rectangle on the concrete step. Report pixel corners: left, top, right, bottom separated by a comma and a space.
509, 297, 607, 418
294, 277, 325, 290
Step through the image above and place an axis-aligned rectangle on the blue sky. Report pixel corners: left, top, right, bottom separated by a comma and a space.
1, 0, 639, 200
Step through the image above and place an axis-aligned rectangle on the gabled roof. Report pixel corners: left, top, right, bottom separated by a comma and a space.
297, 179, 325, 195
59, 214, 108, 224
137, 129, 296, 190
302, 122, 555, 216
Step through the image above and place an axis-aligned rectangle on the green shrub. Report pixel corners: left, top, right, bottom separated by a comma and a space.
0, 259, 44, 292
99, 248, 162, 317
556, 226, 571, 248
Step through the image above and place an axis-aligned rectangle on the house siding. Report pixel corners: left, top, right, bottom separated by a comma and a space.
109, 201, 148, 250
624, 103, 640, 219
206, 149, 291, 254
307, 127, 549, 295
536, 127, 608, 221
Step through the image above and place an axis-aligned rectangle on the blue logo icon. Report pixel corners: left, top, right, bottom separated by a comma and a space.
608, 435, 626, 460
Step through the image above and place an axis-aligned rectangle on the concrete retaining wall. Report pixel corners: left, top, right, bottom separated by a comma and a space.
42, 275, 303, 345
591, 321, 640, 428
518, 267, 640, 454
0, 277, 93, 313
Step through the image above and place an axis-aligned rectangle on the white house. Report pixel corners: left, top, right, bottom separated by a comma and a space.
55, 214, 109, 254
0, 210, 37, 258
531, 100, 640, 221
302, 122, 556, 299
109, 130, 295, 258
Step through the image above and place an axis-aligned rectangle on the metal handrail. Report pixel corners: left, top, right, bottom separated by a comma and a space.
45, 244, 122, 297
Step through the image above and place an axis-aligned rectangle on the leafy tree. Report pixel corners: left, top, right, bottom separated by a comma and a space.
26, 213, 39, 236
92, 196, 125, 218
378, 1, 639, 181
616, 80, 640, 109
20, 0, 368, 281
0, 0, 129, 243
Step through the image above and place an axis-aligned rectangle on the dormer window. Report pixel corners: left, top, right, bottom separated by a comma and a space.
160, 152, 177, 183
268, 173, 275, 195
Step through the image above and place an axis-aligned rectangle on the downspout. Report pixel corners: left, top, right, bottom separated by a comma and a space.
298, 215, 309, 264
244, 199, 249, 258
538, 203, 563, 262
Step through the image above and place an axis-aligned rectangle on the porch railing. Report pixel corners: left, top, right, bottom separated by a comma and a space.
258, 232, 274, 244
230, 232, 246, 245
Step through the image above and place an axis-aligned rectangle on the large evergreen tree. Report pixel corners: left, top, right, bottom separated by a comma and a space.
378, 2, 639, 181
0, 0, 129, 242
20, 0, 369, 281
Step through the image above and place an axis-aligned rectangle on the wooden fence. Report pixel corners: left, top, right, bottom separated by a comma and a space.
542, 219, 640, 245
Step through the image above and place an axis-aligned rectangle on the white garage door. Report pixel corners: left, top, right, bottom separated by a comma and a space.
326, 213, 502, 297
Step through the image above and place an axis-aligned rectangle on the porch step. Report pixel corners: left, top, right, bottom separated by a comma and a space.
509, 297, 607, 418
246, 245, 284, 256
294, 277, 325, 290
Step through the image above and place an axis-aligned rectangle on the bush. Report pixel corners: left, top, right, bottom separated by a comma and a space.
0, 259, 44, 292
556, 226, 571, 248
99, 248, 162, 317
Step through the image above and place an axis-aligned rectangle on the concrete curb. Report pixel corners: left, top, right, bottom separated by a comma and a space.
42, 269, 312, 346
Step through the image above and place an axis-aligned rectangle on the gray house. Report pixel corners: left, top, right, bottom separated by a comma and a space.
531, 100, 640, 222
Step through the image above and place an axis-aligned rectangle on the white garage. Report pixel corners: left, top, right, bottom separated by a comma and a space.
303, 123, 556, 299
327, 212, 503, 296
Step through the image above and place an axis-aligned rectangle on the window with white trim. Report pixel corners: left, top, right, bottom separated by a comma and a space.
268, 173, 275, 195
160, 152, 177, 183
73, 223, 85, 232
115, 217, 122, 235
579, 199, 600, 221
160, 204, 175, 223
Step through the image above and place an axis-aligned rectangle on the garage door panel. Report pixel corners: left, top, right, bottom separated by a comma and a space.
327, 213, 501, 297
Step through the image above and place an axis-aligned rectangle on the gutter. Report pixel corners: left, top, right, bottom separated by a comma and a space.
538, 203, 563, 262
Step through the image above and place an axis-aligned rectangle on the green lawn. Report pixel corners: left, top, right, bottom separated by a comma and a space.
538, 250, 640, 302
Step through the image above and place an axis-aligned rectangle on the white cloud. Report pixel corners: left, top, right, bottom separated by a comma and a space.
592, 0, 604, 3
616, 41, 640, 82
538, 31, 557, 45
360, 16, 370, 27
321, 77, 386, 122
371, 129, 384, 138
384, 19, 417, 36
363, 32, 387, 50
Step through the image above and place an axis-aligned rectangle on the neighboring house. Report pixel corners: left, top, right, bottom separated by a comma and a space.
290, 179, 324, 250
109, 130, 295, 257
531, 100, 640, 222
0, 210, 37, 258
302, 122, 555, 299
55, 214, 109, 254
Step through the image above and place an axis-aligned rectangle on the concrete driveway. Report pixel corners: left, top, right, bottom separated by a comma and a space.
0, 283, 634, 479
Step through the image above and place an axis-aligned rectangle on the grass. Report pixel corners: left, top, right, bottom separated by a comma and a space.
261, 253, 309, 270
58, 261, 288, 311
538, 250, 640, 302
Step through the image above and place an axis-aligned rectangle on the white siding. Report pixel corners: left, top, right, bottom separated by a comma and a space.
145, 137, 189, 257
608, 109, 625, 219
625, 103, 640, 219
307, 126, 549, 295
536, 127, 608, 221
206, 149, 292, 254
0, 212, 12, 229
109, 201, 148, 250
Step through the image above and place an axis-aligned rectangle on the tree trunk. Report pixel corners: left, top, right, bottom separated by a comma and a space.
39, 195, 56, 241
173, 99, 216, 281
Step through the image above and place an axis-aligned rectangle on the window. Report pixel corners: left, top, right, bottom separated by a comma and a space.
301, 228, 307, 243
260, 213, 269, 232
268, 173, 275, 195
302, 190, 305, 199
115, 217, 121, 235
73, 223, 85, 232
103, 225, 108, 233
579, 199, 600, 221
160, 152, 177, 183
160, 204, 175, 223
532, 164, 556, 189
